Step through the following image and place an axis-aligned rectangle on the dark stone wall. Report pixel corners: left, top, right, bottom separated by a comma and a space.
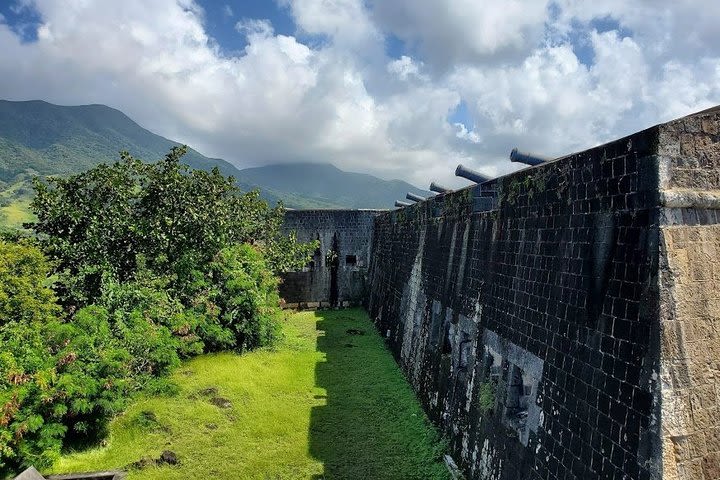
367, 125, 666, 479
275, 108, 720, 479
280, 209, 383, 307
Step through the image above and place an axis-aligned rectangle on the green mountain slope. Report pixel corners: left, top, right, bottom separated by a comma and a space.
0, 99, 424, 211
0, 99, 245, 182
239, 163, 429, 209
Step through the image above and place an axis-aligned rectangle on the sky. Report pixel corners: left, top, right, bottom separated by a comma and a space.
1, 0, 719, 188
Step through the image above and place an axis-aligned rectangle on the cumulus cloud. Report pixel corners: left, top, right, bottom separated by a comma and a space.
371, 0, 551, 70
387, 56, 423, 81
0, 0, 718, 189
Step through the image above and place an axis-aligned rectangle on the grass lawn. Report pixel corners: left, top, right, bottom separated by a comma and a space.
50, 309, 449, 480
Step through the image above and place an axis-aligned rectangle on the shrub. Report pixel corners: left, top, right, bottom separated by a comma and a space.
0, 242, 130, 472
0, 240, 60, 327
209, 244, 281, 351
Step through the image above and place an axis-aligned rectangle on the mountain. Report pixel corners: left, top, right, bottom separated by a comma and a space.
0, 99, 424, 211
0, 99, 247, 183
239, 163, 429, 209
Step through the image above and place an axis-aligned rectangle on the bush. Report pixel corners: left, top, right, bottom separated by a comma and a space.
1, 149, 316, 473
0, 240, 60, 327
209, 244, 281, 351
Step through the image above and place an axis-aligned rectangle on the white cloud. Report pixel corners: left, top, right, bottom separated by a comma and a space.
0, 0, 718, 190
235, 18, 274, 38
387, 56, 422, 81
279, 0, 382, 53
371, 0, 551, 70
223, 4, 233, 18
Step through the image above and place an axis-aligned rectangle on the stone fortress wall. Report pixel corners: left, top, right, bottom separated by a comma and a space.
279, 209, 383, 308
280, 108, 720, 479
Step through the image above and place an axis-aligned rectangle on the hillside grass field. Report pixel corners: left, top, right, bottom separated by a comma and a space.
0, 181, 34, 228
49, 309, 449, 480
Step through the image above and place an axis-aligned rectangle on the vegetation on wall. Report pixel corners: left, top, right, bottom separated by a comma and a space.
0, 147, 317, 474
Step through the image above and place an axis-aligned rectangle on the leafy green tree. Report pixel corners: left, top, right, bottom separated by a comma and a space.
30, 146, 316, 307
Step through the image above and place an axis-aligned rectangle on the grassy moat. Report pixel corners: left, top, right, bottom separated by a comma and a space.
50, 309, 449, 480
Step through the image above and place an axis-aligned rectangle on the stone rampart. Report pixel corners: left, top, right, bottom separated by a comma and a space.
279, 107, 720, 479
279, 209, 383, 308
366, 107, 720, 479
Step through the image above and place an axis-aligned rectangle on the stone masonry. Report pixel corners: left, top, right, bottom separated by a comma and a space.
279, 209, 383, 308
281, 107, 720, 479
656, 111, 720, 480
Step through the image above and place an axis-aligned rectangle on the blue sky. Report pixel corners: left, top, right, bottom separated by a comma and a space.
1, 1, 43, 42
197, 1, 296, 54
0, 1, 718, 187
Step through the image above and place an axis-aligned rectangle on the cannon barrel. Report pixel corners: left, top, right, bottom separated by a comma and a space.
455, 164, 491, 184
509, 148, 550, 166
406, 192, 426, 203
395, 200, 411, 207
429, 182, 452, 194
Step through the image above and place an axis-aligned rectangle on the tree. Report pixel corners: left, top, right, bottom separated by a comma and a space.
29, 146, 316, 308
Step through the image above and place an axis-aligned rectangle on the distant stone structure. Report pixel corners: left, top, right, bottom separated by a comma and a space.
279, 209, 383, 308
280, 107, 720, 479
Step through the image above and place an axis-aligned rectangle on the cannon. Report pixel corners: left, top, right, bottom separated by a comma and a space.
395, 200, 411, 207
429, 182, 452, 194
455, 164, 491, 184
406, 192, 426, 203
509, 148, 550, 166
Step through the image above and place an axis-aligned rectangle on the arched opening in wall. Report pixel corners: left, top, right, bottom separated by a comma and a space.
309, 236, 322, 273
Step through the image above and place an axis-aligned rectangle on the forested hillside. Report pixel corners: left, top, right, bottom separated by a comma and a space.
0, 100, 426, 213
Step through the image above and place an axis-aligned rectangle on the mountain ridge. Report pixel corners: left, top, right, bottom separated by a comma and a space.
0, 99, 426, 210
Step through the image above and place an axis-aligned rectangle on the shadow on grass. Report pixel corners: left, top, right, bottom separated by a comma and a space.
308, 308, 448, 480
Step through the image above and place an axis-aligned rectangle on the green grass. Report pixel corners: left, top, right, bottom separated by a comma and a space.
50, 309, 449, 480
0, 180, 35, 229
0, 198, 33, 228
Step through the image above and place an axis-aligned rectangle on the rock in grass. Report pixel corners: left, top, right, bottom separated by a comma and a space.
210, 396, 233, 409
199, 386, 218, 396
128, 450, 179, 469
159, 450, 179, 465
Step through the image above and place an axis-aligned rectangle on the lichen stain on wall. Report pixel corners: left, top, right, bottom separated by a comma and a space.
399, 228, 427, 385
